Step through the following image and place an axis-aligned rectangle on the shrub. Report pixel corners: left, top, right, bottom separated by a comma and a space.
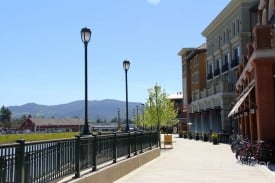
211, 133, 219, 145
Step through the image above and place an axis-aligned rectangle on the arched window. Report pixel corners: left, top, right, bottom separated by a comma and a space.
262, 8, 267, 25
268, 0, 275, 23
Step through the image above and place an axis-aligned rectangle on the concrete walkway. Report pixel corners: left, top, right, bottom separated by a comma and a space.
114, 134, 275, 183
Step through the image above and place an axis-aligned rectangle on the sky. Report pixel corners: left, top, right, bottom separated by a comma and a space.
0, 0, 230, 106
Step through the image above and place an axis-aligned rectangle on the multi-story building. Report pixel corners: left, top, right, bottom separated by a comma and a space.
178, 44, 207, 132
179, 0, 259, 134
199, 0, 259, 134
228, 0, 275, 141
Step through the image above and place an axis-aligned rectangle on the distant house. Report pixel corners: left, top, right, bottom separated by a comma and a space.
19, 118, 84, 132
167, 92, 187, 131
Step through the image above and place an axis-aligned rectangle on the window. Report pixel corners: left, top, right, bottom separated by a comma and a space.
231, 47, 240, 68
215, 60, 220, 70
194, 56, 198, 66
234, 47, 240, 63
237, 19, 240, 32
233, 22, 236, 36
208, 64, 213, 74
224, 54, 229, 66
222, 54, 229, 72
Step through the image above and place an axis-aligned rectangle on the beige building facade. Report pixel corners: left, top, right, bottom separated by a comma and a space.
179, 0, 259, 134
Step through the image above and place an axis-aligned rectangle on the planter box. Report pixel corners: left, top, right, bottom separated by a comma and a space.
212, 139, 218, 145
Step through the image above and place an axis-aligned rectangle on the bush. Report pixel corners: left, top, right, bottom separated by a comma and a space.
188, 131, 193, 139
195, 132, 200, 140
179, 131, 184, 138
211, 133, 219, 145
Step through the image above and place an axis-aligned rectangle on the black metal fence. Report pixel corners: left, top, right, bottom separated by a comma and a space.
0, 131, 158, 183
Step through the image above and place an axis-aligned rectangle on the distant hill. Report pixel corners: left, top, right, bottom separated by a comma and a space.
8, 99, 144, 121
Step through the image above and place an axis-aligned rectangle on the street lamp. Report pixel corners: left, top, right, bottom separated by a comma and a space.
123, 60, 130, 131
136, 105, 139, 129
117, 107, 121, 130
141, 103, 144, 130
81, 27, 91, 135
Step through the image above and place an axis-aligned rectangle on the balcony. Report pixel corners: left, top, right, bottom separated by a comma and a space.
214, 68, 220, 76
207, 72, 213, 80
222, 63, 228, 72
230, 59, 238, 68
207, 87, 214, 96
200, 89, 206, 98
254, 24, 273, 50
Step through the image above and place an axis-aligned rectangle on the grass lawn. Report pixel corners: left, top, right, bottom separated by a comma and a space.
0, 132, 80, 144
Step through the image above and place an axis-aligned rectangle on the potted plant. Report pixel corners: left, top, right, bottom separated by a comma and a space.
179, 131, 183, 138
188, 131, 193, 139
195, 132, 200, 140
202, 132, 208, 142
211, 133, 219, 145
182, 131, 188, 138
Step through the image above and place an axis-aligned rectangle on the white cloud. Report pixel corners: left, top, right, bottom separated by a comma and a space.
147, 0, 160, 5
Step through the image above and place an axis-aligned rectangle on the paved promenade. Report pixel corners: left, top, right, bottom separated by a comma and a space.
115, 134, 275, 183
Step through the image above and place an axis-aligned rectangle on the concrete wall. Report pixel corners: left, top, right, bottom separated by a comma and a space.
69, 148, 160, 183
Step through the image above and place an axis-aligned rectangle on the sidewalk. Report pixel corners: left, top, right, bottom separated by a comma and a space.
114, 134, 275, 183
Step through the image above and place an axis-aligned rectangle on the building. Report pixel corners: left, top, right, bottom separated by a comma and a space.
228, 0, 275, 141
199, 0, 259, 134
167, 92, 186, 131
19, 118, 84, 132
178, 44, 207, 132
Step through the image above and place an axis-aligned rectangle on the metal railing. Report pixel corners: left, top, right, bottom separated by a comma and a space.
0, 131, 158, 183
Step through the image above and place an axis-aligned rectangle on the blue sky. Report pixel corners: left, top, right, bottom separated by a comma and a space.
1, 0, 230, 106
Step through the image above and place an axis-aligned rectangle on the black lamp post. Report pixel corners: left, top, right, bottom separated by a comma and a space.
123, 60, 130, 132
117, 107, 121, 130
141, 103, 144, 130
81, 27, 91, 135
136, 105, 139, 128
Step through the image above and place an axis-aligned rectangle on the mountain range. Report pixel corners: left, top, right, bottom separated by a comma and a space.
8, 99, 144, 121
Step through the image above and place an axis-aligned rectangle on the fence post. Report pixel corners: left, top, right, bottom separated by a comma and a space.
150, 131, 152, 150
113, 132, 117, 163
92, 135, 97, 171
24, 153, 30, 183
15, 139, 25, 183
127, 132, 131, 158
140, 131, 143, 153
75, 135, 81, 178
0, 157, 6, 183
134, 132, 137, 155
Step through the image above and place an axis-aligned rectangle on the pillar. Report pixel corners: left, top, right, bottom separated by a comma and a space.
254, 59, 275, 140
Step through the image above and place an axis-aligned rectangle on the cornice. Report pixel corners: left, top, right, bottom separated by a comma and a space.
201, 0, 258, 37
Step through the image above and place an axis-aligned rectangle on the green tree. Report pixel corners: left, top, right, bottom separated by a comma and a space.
0, 106, 12, 128
143, 84, 178, 131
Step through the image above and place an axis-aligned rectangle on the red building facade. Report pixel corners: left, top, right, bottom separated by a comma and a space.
228, 0, 275, 141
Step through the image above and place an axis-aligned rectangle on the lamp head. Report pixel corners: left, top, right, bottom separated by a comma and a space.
123, 60, 130, 71
81, 27, 92, 43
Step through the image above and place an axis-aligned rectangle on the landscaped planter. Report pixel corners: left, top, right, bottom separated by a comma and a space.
202, 133, 208, 142
211, 133, 219, 145
195, 132, 200, 140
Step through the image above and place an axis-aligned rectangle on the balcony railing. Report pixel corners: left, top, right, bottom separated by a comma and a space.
207, 87, 214, 96
0, 131, 158, 183
254, 24, 273, 50
214, 68, 220, 76
200, 89, 206, 98
231, 59, 238, 68
207, 72, 213, 80
222, 64, 229, 72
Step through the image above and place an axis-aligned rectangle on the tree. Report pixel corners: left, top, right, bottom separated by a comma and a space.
0, 106, 12, 128
143, 84, 178, 131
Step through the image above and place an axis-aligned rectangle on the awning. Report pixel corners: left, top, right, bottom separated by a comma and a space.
228, 84, 255, 117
